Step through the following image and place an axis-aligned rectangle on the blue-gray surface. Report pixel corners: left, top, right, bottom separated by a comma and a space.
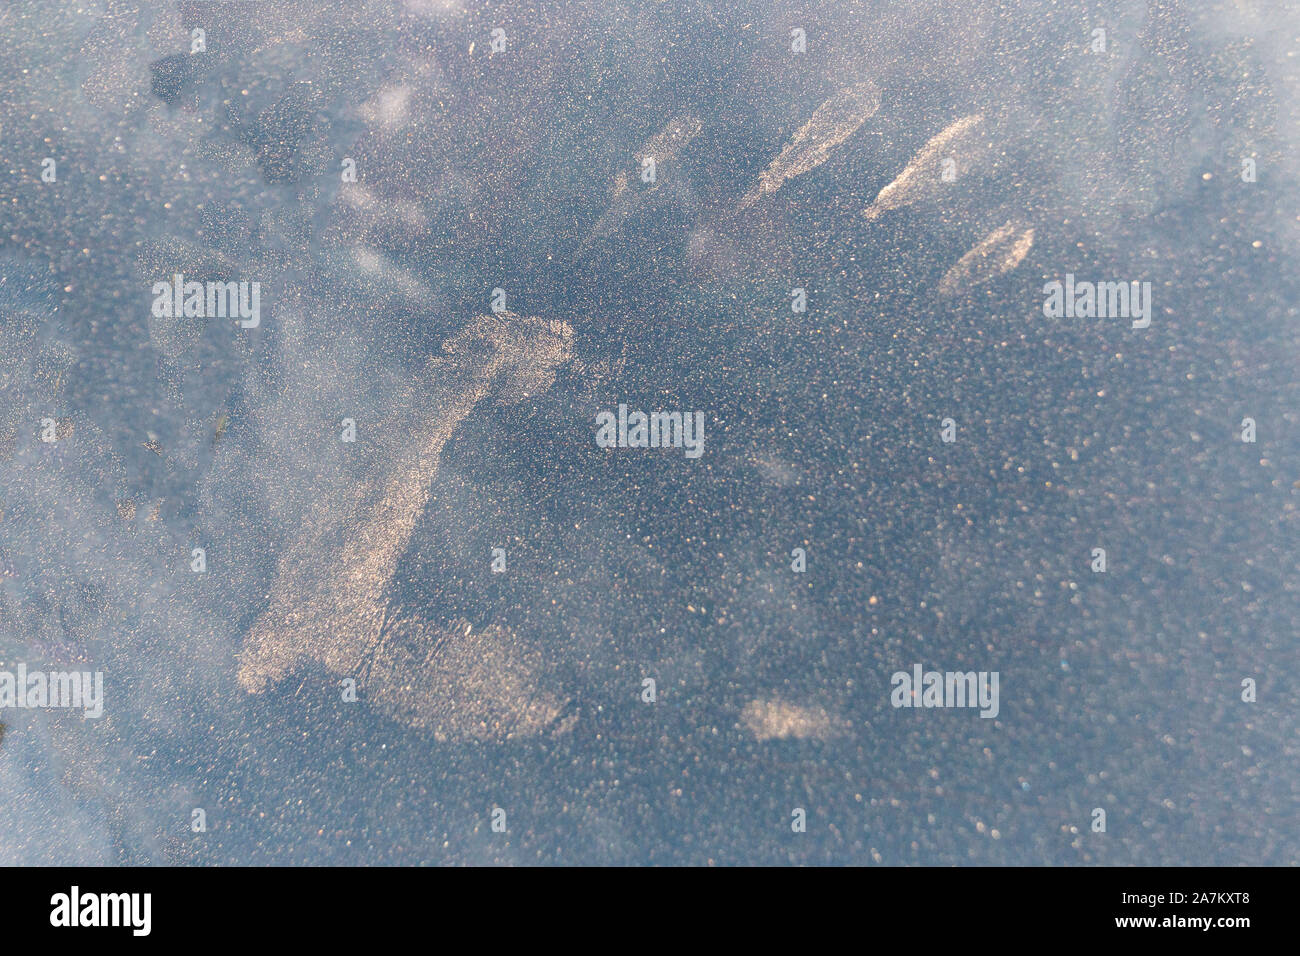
0, 0, 1296, 865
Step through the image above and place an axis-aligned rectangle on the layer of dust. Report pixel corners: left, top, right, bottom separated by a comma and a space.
938, 221, 1036, 296
580, 114, 702, 252
864, 114, 987, 221
738, 81, 882, 210
237, 313, 573, 739
742, 698, 847, 741
367, 617, 570, 741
